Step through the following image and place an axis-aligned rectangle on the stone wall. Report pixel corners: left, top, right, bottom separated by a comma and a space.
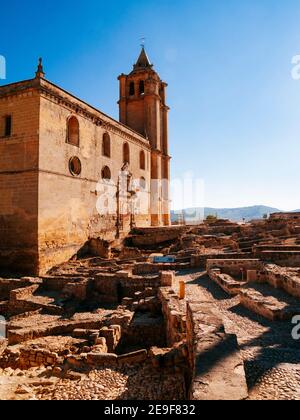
257, 251, 300, 267
0, 279, 38, 300
259, 264, 300, 298
0, 84, 40, 274
158, 288, 186, 346
208, 269, 244, 295
206, 259, 263, 277
37, 82, 152, 275
131, 226, 187, 247
0, 74, 159, 276
191, 252, 253, 269
133, 262, 190, 275
0, 346, 59, 370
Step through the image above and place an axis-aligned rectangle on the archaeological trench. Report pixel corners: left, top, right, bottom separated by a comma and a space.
1, 212, 300, 400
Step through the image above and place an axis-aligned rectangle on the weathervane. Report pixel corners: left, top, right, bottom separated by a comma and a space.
140, 37, 146, 48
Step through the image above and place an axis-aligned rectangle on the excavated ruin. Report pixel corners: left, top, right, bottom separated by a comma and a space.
0, 213, 300, 400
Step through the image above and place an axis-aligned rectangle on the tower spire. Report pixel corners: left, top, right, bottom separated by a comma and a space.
133, 46, 152, 71
35, 57, 45, 79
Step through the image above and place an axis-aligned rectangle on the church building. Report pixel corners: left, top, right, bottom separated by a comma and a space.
0, 49, 171, 275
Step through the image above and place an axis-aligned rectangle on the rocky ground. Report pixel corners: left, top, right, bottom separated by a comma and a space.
0, 364, 185, 400
180, 269, 300, 400
1, 267, 300, 401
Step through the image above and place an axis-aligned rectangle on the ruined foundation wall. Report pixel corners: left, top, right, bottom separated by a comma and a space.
257, 251, 300, 267
206, 259, 263, 277
158, 288, 186, 346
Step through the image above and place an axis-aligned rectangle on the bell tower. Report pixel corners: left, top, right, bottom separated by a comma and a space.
118, 48, 171, 226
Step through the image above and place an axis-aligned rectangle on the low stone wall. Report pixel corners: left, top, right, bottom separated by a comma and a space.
62, 279, 90, 301
158, 288, 186, 346
259, 265, 300, 298
131, 226, 187, 247
121, 275, 161, 298
258, 251, 300, 267
93, 273, 120, 303
121, 313, 166, 349
133, 262, 190, 275
238, 285, 300, 321
94, 272, 161, 303
98, 325, 121, 352
208, 269, 245, 295
7, 312, 134, 346
66, 349, 148, 370
191, 253, 253, 269
42, 276, 86, 292
10, 285, 40, 302
206, 259, 263, 277
0, 278, 39, 300
0, 346, 59, 370
186, 301, 248, 400
253, 245, 300, 254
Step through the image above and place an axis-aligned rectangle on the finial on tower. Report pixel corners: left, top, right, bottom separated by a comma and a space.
140, 37, 146, 49
35, 57, 45, 79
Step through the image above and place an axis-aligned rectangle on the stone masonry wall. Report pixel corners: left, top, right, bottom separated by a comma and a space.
206, 259, 263, 277
0, 86, 40, 274
37, 85, 152, 275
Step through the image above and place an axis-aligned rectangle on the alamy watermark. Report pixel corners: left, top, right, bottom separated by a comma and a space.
291, 55, 300, 80
0, 55, 6, 80
0, 315, 6, 339
95, 169, 205, 223
292, 315, 300, 340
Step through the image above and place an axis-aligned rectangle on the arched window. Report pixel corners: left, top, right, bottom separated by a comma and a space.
129, 82, 135, 96
102, 133, 111, 158
123, 142, 130, 164
67, 116, 79, 146
139, 80, 145, 95
140, 150, 146, 170
101, 166, 111, 180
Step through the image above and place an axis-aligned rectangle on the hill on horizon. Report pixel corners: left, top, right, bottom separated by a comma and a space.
171, 205, 282, 223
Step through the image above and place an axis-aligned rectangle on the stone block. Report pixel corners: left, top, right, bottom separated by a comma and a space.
160, 271, 175, 287
118, 349, 148, 365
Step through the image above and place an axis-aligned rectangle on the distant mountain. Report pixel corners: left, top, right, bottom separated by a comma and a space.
171, 205, 281, 223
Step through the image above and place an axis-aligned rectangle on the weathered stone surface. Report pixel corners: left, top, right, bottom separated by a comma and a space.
187, 301, 248, 401
190, 333, 248, 401
240, 283, 300, 321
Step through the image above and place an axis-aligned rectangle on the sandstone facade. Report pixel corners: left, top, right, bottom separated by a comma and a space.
0, 50, 171, 276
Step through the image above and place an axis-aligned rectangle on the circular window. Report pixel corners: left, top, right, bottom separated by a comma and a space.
69, 156, 82, 176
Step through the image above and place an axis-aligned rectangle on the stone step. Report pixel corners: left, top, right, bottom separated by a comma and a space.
239, 283, 300, 321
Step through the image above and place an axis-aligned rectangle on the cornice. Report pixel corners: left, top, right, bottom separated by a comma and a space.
38, 83, 151, 150
0, 78, 151, 151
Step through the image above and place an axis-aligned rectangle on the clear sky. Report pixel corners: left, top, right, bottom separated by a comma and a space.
1, 0, 300, 211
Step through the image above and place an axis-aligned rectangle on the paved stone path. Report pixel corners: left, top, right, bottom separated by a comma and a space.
178, 269, 300, 400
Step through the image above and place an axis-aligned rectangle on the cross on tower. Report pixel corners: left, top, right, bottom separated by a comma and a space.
140, 37, 146, 48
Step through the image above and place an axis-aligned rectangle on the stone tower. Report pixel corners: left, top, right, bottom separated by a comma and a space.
118, 48, 171, 226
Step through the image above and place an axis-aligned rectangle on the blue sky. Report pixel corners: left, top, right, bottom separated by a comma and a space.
1, 0, 300, 210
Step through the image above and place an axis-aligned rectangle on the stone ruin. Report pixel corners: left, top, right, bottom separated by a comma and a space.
0, 213, 300, 400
